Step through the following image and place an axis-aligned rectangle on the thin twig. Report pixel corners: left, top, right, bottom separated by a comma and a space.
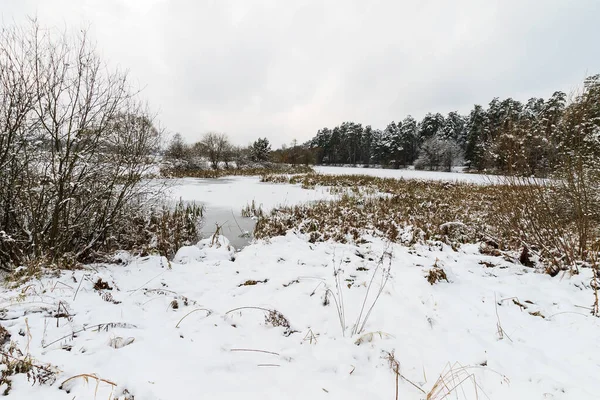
225, 306, 272, 315
127, 271, 166, 296
230, 348, 280, 356
72, 273, 86, 301
175, 308, 212, 328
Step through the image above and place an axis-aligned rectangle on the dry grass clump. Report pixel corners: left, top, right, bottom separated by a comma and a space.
0, 342, 58, 395
426, 266, 449, 285
106, 200, 204, 261
426, 362, 500, 400
241, 200, 264, 218
225, 307, 296, 336
238, 279, 269, 287
59, 373, 116, 395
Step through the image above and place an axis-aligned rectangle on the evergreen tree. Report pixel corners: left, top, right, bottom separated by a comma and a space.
379, 121, 404, 167
400, 116, 420, 165
343, 121, 363, 165
250, 137, 272, 162
361, 125, 375, 165
465, 105, 488, 170
419, 112, 445, 141
312, 127, 333, 164
443, 111, 467, 147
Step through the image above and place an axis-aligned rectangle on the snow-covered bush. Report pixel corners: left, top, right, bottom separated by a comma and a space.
414, 135, 463, 172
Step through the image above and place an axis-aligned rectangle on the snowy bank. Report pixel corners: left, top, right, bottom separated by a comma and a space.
1, 234, 598, 399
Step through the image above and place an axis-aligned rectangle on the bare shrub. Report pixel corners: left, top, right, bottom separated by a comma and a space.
414, 136, 463, 172
0, 20, 165, 270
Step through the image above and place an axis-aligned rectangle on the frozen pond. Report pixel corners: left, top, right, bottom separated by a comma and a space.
162, 167, 500, 249
165, 177, 336, 249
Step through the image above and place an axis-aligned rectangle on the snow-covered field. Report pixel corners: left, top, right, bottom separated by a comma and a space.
2, 172, 599, 400
314, 166, 497, 184
2, 234, 598, 399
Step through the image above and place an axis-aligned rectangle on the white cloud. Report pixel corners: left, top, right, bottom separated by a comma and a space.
2, 0, 599, 146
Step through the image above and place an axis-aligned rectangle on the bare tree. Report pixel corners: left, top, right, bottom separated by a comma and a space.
221, 142, 235, 169
198, 132, 229, 169
232, 145, 250, 169
0, 20, 162, 269
165, 133, 190, 160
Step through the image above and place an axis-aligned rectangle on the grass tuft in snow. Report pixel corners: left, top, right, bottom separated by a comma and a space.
426, 261, 449, 285
225, 306, 296, 336
241, 200, 264, 218
59, 373, 116, 396
0, 341, 58, 395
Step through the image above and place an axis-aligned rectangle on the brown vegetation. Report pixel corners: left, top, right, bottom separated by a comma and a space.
256, 173, 600, 274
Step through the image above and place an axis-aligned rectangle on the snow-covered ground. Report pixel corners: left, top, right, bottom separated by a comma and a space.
2, 234, 598, 399
2, 173, 598, 399
314, 166, 498, 184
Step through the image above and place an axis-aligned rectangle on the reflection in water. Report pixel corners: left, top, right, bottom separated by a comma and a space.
199, 206, 256, 250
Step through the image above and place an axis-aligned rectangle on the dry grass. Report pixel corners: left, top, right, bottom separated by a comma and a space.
256, 173, 600, 275
59, 373, 117, 397
427, 265, 449, 285
0, 333, 58, 395
225, 306, 296, 336
241, 200, 264, 218
256, 174, 500, 247
175, 308, 213, 328
383, 350, 426, 399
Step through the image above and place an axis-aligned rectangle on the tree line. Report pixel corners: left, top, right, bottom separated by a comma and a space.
165, 132, 274, 169
165, 131, 318, 169
308, 76, 600, 176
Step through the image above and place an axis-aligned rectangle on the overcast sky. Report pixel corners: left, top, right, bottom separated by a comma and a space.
2, 0, 600, 146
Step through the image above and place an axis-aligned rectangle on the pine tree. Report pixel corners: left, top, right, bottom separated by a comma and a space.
250, 138, 272, 162
443, 111, 467, 147
361, 125, 375, 165
465, 105, 488, 170
398, 116, 419, 165
312, 128, 332, 164
419, 113, 445, 142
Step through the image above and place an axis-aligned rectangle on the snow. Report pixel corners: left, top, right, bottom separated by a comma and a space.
313, 166, 499, 184
2, 234, 599, 399
165, 176, 337, 212
2, 174, 598, 399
